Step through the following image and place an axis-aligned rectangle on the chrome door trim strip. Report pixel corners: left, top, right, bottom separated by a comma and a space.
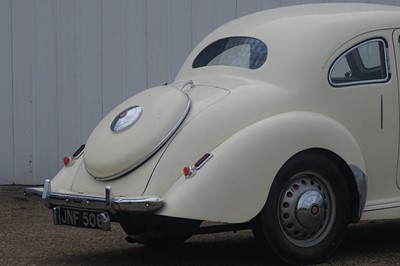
364, 200, 400, 212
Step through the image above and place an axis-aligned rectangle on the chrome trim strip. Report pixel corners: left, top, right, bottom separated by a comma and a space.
380, 95, 384, 129
147, 94, 191, 162
95, 93, 192, 181
24, 179, 164, 214
364, 201, 400, 212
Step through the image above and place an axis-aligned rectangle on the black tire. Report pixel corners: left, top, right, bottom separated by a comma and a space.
253, 151, 350, 265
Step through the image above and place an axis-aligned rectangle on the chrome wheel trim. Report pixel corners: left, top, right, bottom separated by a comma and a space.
278, 171, 336, 247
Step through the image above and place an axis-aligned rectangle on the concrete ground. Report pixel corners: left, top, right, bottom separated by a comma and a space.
2, 186, 400, 265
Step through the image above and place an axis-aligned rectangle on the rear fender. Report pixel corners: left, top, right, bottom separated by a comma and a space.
158, 112, 366, 223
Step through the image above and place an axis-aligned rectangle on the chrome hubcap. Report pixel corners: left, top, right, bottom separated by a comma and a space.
278, 172, 334, 247
297, 190, 325, 229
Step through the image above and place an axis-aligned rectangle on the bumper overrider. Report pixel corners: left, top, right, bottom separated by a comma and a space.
24, 179, 164, 231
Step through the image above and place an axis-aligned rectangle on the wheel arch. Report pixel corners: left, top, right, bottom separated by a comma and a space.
159, 112, 367, 224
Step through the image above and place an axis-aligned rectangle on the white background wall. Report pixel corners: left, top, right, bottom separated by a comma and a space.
1, 0, 399, 185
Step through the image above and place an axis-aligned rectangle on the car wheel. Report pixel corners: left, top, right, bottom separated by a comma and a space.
253, 151, 350, 265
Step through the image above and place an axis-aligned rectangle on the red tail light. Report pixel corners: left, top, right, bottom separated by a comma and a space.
183, 166, 190, 176
183, 153, 213, 178
63, 156, 74, 167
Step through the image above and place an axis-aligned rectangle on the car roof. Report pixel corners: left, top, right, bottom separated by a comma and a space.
177, 4, 400, 86
210, 3, 400, 41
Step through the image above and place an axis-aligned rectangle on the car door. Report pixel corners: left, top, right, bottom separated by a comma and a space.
393, 29, 400, 191
330, 30, 399, 216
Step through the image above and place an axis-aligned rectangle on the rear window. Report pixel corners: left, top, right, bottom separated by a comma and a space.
192, 37, 267, 70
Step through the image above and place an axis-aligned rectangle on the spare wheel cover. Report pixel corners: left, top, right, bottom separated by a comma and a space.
83, 86, 190, 180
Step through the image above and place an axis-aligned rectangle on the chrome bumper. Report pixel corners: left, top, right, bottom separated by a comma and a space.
24, 179, 164, 214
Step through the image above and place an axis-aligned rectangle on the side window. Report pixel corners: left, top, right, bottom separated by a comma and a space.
329, 39, 390, 87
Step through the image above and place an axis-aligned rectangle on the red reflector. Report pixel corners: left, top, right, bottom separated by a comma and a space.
63, 156, 74, 167
183, 166, 190, 176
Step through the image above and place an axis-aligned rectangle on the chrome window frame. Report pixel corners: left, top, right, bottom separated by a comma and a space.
328, 38, 390, 87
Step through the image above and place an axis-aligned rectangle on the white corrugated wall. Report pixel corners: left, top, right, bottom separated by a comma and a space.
1, 0, 399, 185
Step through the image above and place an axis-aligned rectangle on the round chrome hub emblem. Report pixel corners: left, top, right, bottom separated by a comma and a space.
111, 106, 142, 133
311, 205, 320, 215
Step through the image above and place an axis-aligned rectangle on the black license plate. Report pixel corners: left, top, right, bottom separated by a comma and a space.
53, 206, 109, 230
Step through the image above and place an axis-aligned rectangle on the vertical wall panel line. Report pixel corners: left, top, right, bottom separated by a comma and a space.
3, 0, 14, 184
100, 0, 105, 116
10, 0, 15, 184
32, 0, 37, 184
55, 0, 60, 168
122, 0, 126, 99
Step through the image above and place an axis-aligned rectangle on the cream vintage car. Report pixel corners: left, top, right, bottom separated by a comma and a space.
25, 3, 400, 265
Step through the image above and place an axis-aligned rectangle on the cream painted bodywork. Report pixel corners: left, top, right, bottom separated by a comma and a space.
49, 4, 400, 223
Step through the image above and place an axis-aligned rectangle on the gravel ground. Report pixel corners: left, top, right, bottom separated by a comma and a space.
2, 186, 400, 265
